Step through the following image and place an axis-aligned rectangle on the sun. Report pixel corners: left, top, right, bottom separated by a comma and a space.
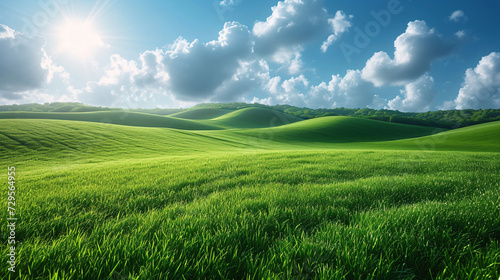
58, 19, 104, 58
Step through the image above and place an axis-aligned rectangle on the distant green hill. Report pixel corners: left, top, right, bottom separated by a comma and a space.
171, 108, 234, 119
0, 119, 253, 164
3, 102, 500, 129
0, 111, 221, 130
1, 115, 499, 165
235, 116, 439, 143
193, 102, 500, 129
207, 107, 303, 128
376, 120, 500, 152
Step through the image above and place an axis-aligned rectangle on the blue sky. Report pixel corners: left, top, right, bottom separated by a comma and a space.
0, 0, 499, 111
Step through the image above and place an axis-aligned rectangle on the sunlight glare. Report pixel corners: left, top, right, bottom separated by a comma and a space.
58, 20, 104, 58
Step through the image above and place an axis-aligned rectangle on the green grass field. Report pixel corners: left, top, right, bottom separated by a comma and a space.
170, 108, 235, 120
1, 107, 499, 279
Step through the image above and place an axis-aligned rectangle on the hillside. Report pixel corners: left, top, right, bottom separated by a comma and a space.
2, 118, 499, 165
0, 119, 261, 164
207, 107, 303, 128
374, 120, 500, 152
170, 108, 234, 119
191, 103, 500, 128
234, 116, 440, 143
0, 111, 221, 130
1, 115, 499, 280
3, 102, 500, 129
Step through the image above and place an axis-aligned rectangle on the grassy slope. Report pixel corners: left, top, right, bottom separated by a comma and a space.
372, 120, 500, 152
0, 119, 265, 166
0, 111, 221, 130
204, 107, 304, 128
1, 119, 499, 166
232, 116, 440, 143
1, 118, 500, 279
170, 108, 234, 119
3, 150, 499, 279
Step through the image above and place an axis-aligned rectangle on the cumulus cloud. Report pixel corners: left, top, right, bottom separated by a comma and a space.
79, 52, 185, 108
79, 22, 258, 107
210, 59, 273, 102
133, 49, 169, 88
272, 47, 303, 75
282, 74, 309, 93
253, 0, 352, 73
0, 24, 58, 98
388, 74, 435, 112
308, 70, 381, 108
251, 74, 308, 107
266, 76, 282, 94
260, 75, 308, 106
448, 52, 500, 109
80, 54, 146, 106
219, 0, 241, 7
321, 11, 353, 52
163, 21, 252, 101
0, 24, 15, 38
252, 0, 328, 54
72, 1, 359, 107
449, 10, 467, 22
361, 20, 457, 87
455, 30, 466, 39
252, 70, 384, 109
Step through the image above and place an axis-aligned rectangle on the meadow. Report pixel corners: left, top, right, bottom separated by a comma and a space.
0, 107, 499, 279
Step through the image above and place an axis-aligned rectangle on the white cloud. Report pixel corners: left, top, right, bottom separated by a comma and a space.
133, 49, 169, 88
0, 1, 359, 108
275, 75, 308, 106
449, 10, 467, 22
455, 30, 466, 39
0, 24, 15, 39
361, 20, 457, 87
272, 47, 303, 75
219, 0, 240, 7
282, 74, 309, 93
7, 2, 481, 111
388, 74, 435, 112
210, 59, 272, 102
96, 54, 140, 86
449, 52, 500, 109
321, 11, 353, 52
252, 74, 309, 107
253, 0, 351, 73
253, 70, 383, 109
0, 24, 65, 99
252, 0, 329, 53
308, 70, 380, 108
163, 21, 253, 101
79, 22, 258, 107
80, 53, 172, 107
266, 76, 282, 94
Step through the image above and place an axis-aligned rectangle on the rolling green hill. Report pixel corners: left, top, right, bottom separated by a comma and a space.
0, 111, 221, 130
206, 107, 303, 128
170, 108, 234, 119
1, 117, 499, 166
374, 120, 500, 152
1, 113, 500, 279
234, 116, 440, 143
0, 119, 264, 165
